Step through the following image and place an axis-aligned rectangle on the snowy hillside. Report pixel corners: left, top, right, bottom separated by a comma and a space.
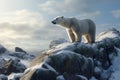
0, 28, 120, 80
0, 46, 35, 80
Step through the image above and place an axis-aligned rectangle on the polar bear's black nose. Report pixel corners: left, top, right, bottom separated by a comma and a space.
52, 21, 56, 24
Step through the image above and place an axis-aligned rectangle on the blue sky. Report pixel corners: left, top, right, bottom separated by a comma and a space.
0, 0, 120, 52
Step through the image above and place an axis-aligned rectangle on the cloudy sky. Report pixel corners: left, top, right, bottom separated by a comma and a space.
0, 0, 120, 53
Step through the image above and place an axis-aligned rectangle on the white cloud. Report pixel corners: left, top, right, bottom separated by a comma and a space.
0, 10, 46, 25
76, 11, 101, 19
111, 10, 120, 18
0, 9, 68, 51
39, 0, 101, 19
39, 0, 90, 14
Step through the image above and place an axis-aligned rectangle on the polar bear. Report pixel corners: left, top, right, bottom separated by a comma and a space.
51, 16, 96, 43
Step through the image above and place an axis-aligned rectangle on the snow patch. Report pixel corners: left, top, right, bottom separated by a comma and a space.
96, 28, 120, 41
109, 48, 120, 80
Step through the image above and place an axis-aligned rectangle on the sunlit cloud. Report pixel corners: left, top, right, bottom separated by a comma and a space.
0, 9, 46, 25
0, 9, 67, 51
39, 0, 101, 20
39, 0, 91, 14
76, 11, 101, 19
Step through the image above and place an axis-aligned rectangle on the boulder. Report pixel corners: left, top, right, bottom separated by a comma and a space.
0, 74, 8, 80
96, 28, 120, 41
44, 51, 94, 79
20, 65, 58, 80
20, 29, 120, 80
0, 58, 26, 75
12, 73, 22, 80
9, 52, 35, 60
21, 51, 94, 80
15, 47, 27, 53
0, 44, 7, 54
63, 73, 88, 80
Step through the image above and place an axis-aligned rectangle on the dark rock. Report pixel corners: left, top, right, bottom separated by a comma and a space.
12, 73, 22, 80
21, 51, 94, 80
9, 52, 35, 60
44, 51, 94, 79
63, 73, 87, 80
0, 58, 26, 75
20, 67, 58, 80
94, 67, 103, 79
73, 43, 98, 57
15, 47, 27, 53
0, 58, 6, 66
0, 45, 7, 54
31, 68, 57, 80
0, 74, 8, 80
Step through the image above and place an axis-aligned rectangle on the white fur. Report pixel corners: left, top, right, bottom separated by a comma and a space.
52, 16, 96, 43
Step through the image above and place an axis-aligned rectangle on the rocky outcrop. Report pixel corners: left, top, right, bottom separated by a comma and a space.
0, 43, 35, 79
0, 44, 7, 54
9, 52, 35, 60
0, 74, 8, 80
15, 47, 27, 53
20, 29, 120, 80
0, 29, 119, 80
96, 28, 120, 41
23, 51, 93, 80
0, 58, 26, 75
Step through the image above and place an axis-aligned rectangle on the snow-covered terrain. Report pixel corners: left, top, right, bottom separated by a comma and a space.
0, 47, 35, 80
0, 28, 120, 80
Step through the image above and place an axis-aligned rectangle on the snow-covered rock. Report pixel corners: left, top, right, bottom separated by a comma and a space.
21, 51, 94, 80
0, 44, 35, 79
96, 28, 120, 41
0, 44, 7, 54
56, 75, 65, 80
8, 73, 23, 80
9, 52, 35, 60
109, 48, 120, 80
49, 38, 68, 48
23, 28, 120, 80
0, 58, 26, 75
20, 64, 58, 80
0, 74, 8, 80
0, 28, 120, 80
15, 47, 27, 53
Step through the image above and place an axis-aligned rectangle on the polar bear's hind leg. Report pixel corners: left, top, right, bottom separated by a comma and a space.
84, 35, 91, 43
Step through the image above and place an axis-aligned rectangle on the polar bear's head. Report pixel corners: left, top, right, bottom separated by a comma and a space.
51, 16, 67, 26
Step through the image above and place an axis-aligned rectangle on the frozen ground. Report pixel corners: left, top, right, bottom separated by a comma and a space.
0, 28, 120, 80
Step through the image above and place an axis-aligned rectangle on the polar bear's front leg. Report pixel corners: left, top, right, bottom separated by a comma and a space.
72, 30, 82, 42
67, 29, 76, 42
71, 27, 82, 42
